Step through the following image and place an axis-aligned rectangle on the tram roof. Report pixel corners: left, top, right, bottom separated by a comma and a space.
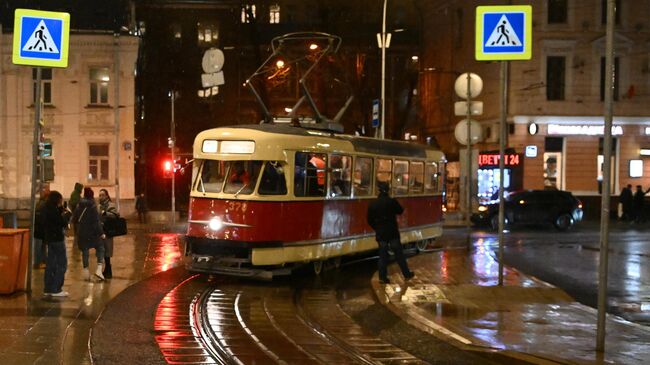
193, 124, 445, 161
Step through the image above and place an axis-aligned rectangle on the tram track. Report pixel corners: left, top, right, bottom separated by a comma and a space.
154, 274, 426, 364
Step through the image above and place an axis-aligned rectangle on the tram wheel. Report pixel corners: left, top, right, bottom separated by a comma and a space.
312, 260, 324, 275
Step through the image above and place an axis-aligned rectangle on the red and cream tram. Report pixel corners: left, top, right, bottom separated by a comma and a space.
185, 123, 446, 279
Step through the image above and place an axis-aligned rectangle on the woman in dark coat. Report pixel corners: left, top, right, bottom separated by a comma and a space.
72, 187, 106, 281
40, 191, 72, 297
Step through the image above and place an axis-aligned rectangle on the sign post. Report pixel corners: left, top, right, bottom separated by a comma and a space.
475, 5, 531, 286
13, 9, 70, 292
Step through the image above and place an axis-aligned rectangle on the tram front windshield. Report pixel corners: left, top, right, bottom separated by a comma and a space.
195, 160, 262, 194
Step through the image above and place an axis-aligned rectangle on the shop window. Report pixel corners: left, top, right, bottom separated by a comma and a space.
393, 160, 409, 196
548, 0, 567, 24
32, 68, 52, 105
353, 157, 373, 197
328, 154, 351, 197
544, 137, 564, 190
88, 143, 110, 182
600, 57, 619, 101
546, 56, 565, 100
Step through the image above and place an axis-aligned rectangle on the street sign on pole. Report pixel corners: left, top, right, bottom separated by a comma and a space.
475, 5, 532, 61
12, 9, 70, 67
372, 99, 380, 127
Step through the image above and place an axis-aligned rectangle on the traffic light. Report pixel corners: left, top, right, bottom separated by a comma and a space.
163, 159, 174, 179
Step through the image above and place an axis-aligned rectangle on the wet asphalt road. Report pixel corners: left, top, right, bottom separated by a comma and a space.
459, 220, 650, 326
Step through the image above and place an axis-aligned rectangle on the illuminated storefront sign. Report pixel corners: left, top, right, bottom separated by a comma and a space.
478, 153, 521, 167
547, 124, 623, 136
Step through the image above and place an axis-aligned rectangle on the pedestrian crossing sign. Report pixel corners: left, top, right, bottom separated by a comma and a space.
476, 5, 532, 61
12, 9, 70, 67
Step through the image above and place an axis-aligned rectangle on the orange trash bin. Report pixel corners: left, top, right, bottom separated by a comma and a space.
0, 229, 30, 294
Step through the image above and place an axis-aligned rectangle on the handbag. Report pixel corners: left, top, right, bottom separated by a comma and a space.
103, 215, 128, 237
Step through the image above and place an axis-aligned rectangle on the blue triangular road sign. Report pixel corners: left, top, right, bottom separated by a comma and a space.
22, 20, 59, 53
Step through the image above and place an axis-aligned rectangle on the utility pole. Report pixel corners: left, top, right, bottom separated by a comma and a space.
113, 33, 121, 211
379, 0, 388, 139
28, 67, 42, 293
170, 91, 176, 228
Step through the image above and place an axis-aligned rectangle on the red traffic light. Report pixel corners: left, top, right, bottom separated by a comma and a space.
163, 159, 174, 178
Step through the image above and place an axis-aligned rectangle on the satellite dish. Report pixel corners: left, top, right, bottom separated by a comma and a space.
202, 48, 225, 73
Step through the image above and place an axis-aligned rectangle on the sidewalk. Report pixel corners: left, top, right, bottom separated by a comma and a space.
372, 245, 650, 364
0, 223, 184, 365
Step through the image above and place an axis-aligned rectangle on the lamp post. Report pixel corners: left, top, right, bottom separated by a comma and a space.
169, 90, 177, 228
379, 0, 388, 139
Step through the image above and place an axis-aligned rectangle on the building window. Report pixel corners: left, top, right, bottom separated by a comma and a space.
198, 22, 218, 45
269, 4, 280, 23
548, 0, 567, 24
601, 0, 621, 24
89, 67, 110, 105
544, 137, 564, 190
32, 68, 52, 104
88, 143, 110, 181
546, 56, 565, 100
241, 4, 256, 23
600, 57, 619, 101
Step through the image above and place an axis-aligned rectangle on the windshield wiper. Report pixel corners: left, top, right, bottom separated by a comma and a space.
234, 183, 249, 198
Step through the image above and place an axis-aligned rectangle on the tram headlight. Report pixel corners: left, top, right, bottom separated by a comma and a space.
478, 205, 488, 212
208, 217, 224, 231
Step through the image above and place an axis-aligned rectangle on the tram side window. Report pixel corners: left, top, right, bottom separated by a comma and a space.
294, 152, 326, 197
353, 157, 373, 197
259, 161, 287, 195
393, 160, 409, 196
329, 154, 351, 197
376, 158, 392, 192
424, 162, 439, 194
197, 160, 227, 193
410, 161, 424, 194
223, 160, 262, 194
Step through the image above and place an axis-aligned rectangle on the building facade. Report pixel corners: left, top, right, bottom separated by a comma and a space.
420, 0, 650, 215
0, 32, 138, 216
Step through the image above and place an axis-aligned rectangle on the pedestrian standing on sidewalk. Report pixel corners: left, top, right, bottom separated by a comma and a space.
620, 184, 633, 221
98, 189, 118, 279
633, 185, 650, 224
367, 181, 415, 284
73, 187, 106, 281
33, 187, 50, 269
69, 182, 83, 247
135, 193, 148, 224
40, 190, 72, 297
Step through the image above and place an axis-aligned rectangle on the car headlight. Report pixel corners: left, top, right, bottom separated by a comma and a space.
478, 205, 488, 212
208, 217, 224, 231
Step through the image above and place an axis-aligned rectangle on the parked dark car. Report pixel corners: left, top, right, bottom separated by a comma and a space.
471, 190, 583, 231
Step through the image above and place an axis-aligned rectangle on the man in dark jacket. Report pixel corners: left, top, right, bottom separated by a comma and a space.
367, 181, 414, 284
40, 190, 72, 297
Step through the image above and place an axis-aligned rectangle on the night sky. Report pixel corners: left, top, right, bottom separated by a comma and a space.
1, 0, 129, 31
